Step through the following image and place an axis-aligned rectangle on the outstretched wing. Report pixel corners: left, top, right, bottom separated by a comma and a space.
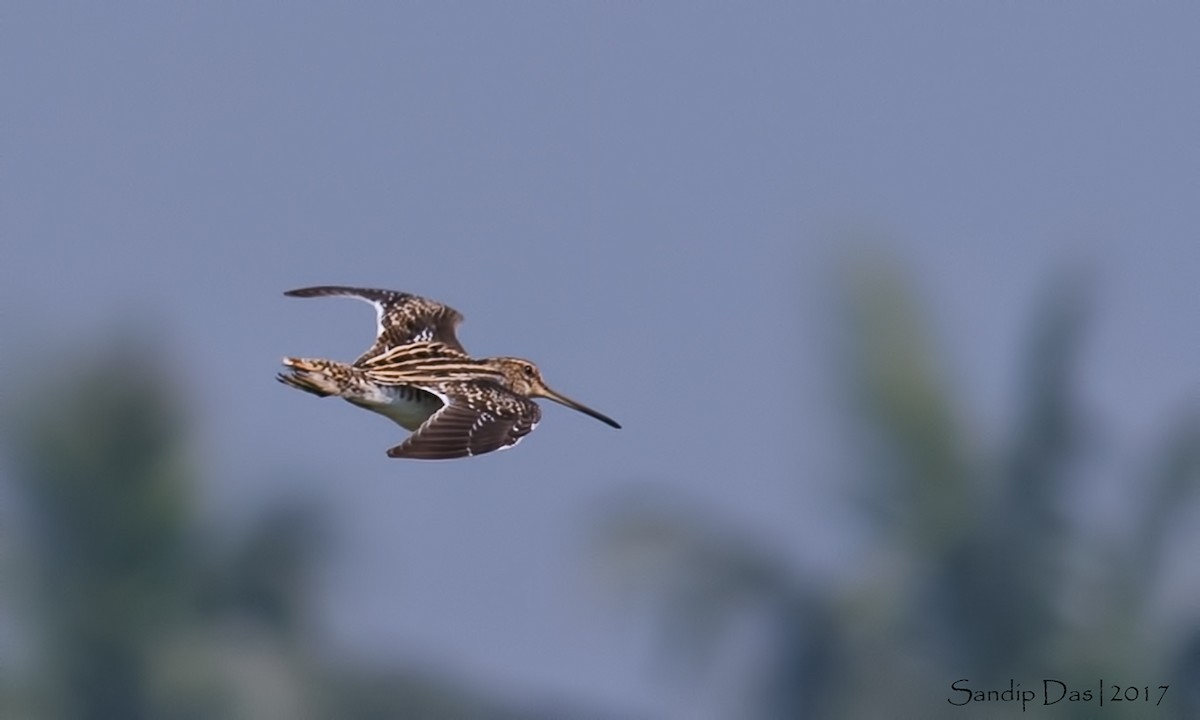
386, 384, 540, 460
284, 286, 466, 362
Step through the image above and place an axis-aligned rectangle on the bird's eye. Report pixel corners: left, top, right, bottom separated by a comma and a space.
523, 364, 535, 376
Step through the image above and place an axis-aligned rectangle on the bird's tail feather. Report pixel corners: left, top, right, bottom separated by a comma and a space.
277, 357, 356, 398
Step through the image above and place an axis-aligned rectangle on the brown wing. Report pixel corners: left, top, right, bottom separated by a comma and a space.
386, 385, 540, 460
284, 286, 466, 362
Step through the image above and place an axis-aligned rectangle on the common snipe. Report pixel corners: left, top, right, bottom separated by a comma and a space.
278, 286, 620, 460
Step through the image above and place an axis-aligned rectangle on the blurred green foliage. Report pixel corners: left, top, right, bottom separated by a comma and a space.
5, 259, 1197, 719
597, 260, 1200, 719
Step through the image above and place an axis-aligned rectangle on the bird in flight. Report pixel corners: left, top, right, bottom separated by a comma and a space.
278, 286, 620, 460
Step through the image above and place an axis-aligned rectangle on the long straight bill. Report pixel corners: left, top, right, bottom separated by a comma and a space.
540, 387, 621, 429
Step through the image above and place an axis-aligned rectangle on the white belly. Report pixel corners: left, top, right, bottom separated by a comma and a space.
347, 385, 443, 431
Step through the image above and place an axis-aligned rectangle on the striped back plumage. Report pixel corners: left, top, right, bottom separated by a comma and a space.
357, 341, 507, 388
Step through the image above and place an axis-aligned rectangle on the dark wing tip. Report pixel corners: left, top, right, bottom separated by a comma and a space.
386, 444, 466, 461
284, 286, 374, 298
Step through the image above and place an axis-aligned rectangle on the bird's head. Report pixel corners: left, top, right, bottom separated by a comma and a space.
491, 357, 621, 429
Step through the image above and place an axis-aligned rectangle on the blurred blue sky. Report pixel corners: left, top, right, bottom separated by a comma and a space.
5, 3, 1199, 715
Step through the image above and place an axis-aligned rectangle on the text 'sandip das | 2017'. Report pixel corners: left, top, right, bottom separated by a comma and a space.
948, 679, 1168, 712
